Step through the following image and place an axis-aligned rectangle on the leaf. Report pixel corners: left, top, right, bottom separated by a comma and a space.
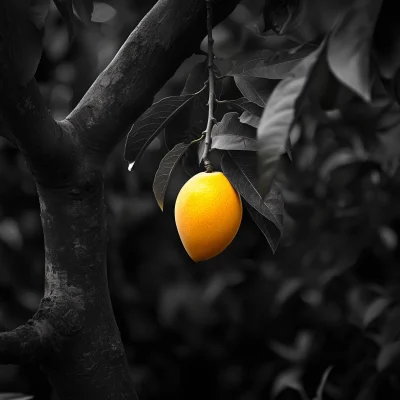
153, 142, 193, 211
272, 368, 308, 400
374, 0, 400, 79
198, 113, 258, 162
29, 0, 50, 30
125, 95, 194, 164
91, 2, 117, 23
211, 134, 258, 152
53, 0, 79, 39
240, 111, 260, 128
221, 151, 283, 252
314, 366, 333, 400
228, 98, 264, 117
234, 76, 276, 107
354, 375, 377, 400
377, 341, 400, 371
212, 113, 256, 139
363, 298, 390, 327
327, 0, 383, 102
72, 0, 94, 25
257, 45, 324, 197
319, 149, 361, 180
0, 394, 34, 400
228, 44, 318, 80
1, 3, 44, 85
165, 61, 222, 150
244, 184, 283, 253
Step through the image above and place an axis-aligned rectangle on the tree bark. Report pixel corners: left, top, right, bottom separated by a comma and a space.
0, 0, 240, 399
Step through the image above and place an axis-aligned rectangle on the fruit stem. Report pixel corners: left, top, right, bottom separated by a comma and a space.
202, 0, 217, 173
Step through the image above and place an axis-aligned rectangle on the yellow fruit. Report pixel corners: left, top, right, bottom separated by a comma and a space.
174, 171, 242, 262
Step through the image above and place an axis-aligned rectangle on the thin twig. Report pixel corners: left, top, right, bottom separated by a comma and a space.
202, 0, 217, 173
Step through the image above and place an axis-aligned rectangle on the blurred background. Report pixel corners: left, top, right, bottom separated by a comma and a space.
1, 1, 400, 399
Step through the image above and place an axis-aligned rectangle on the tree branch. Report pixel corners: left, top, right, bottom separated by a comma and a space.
66, 0, 239, 160
0, 321, 53, 365
0, 77, 76, 184
202, 0, 217, 172
0, 295, 85, 366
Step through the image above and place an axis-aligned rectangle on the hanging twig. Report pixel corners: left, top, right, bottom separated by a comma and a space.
202, 0, 217, 173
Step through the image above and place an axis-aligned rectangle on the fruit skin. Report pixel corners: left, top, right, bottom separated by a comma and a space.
174, 171, 243, 262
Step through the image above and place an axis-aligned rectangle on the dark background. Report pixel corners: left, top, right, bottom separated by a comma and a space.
1, 1, 400, 399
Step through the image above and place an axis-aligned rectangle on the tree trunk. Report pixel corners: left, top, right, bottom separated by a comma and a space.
0, 0, 240, 398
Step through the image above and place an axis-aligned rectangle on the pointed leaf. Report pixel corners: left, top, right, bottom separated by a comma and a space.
1, 3, 44, 85
29, 0, 50, 30
240, 111, 260, 128
153, 142, 192, 211
125, 95, 194, 164
212, 134, 258, 152
53, 0, 79, 39
198, 113, 258, 161
73, 0, 94, 25
91, 2, 117, 23
234, 76, 276, 107
212, 113, 256, 139
363, 298, 390, 327
221, 151, 283, 252
228, 98, 263, 117
257, 45, 324, 197
0, 394, 34, 400
374, 1, 400, 79
327, 0, 383, 102
272, 368, 308, 400
228, 44, 318, 80
244, 185, 283, 253
377, 341, 400, 371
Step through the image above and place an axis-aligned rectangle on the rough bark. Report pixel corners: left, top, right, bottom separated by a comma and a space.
0, 0, 239, 399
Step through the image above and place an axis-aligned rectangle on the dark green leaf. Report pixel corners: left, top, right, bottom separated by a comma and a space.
228, 44, 318, 80
29, 0, 50, 30
354, 375, 377, 400
374, 0, 400, 79
221, 151, 283, 252
377, 341, 400, 371
319, 149, 361, 180
212, 112, 256, 139
257, 45, 324, 197
72, 0, 94, 25
363, 298, 390, 327
125, 95, 194, 165
240, 111, 260, 128
0, 394, 34, 400
1, 3, 44, 85
272, 368, 308, 400
327, 0, 383, 102
212, 134, 258, 152
228, 98, 264, 117
234, 76, 276, 107
153, 142, 192, 211
53, 0, 79, 39
198, 113, 258, 161
91, 2, 116, 23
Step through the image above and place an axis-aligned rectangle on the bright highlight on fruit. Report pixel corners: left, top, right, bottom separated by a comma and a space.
174, 171, 243, 262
